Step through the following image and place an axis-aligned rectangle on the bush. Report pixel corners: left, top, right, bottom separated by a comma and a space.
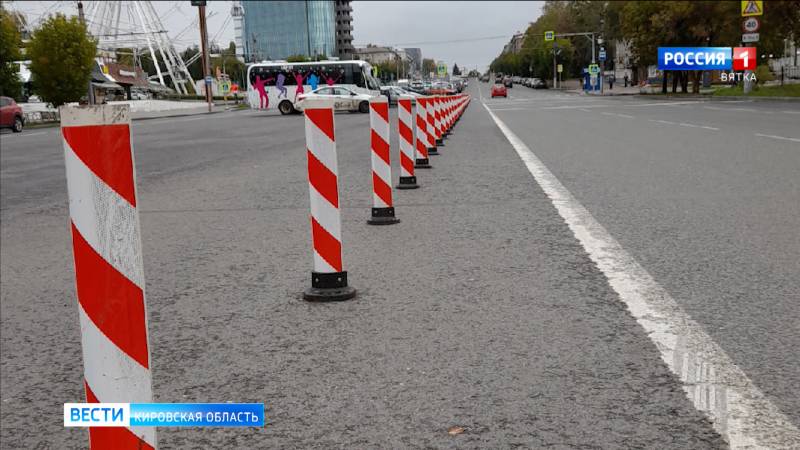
755, 65, 774, 83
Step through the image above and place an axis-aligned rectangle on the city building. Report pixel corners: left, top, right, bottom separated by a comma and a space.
502, 32, 526, 54
403, 47, 422, 73
242, 1, 336, 62
334, 0, 354, 59
231, 1, 245, 62
353, 46, 398, 64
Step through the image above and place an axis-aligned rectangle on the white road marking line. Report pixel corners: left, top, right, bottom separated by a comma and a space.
704, 106, 772, 114
489, 107, 532, 111
541, 104, 615, 110
754, 133, 800, 143
649, 119, 719, 131
483, 101, 800, 449
578, 108, 592, 113
601, 112, 635, 119
781, 110, 800, 115
627, 101, 707, 107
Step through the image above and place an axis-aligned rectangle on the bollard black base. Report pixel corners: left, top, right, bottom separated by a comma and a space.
415, 158, 432, 169
304, 271, 356, 301
428, 147, 439, 155
435, 138, 444, 146
367, 207, 400, 225
396, 176, 419, 189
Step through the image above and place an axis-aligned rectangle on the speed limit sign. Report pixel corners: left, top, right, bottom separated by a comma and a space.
742, 17, 760, 32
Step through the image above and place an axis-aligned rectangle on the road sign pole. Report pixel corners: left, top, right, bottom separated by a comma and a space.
553, 41, 557, 89
197, 4, 212, 112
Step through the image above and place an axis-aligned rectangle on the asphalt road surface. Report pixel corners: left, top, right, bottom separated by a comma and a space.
1, 85, 798, 448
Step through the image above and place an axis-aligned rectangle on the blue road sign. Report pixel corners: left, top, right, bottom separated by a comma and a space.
599, 49, 606, 61
658, 47, 732, 71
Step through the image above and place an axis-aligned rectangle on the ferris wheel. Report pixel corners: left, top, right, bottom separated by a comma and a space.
82, 1, 196, 94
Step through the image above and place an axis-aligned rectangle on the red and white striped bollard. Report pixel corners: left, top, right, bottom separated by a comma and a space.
367, 96, 400, 225
415, 98, 432, 168
397, 96, 420, 189
425, 96, 439, 155
61, 104, 157, 450
434, 96, 444, 145
302, 99, 357, 301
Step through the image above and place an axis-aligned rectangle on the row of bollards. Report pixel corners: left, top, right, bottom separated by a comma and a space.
301, 94, 471, 301
57, 94, 469, 448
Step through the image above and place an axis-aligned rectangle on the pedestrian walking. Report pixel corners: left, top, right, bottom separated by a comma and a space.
624, 74, 629, 87
608, 74, 615, 90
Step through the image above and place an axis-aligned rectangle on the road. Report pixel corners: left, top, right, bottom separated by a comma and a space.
1, 85, 798, 448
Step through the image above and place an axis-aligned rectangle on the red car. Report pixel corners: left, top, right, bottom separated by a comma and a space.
0, 96, 24, 132
491, 83, 507, 98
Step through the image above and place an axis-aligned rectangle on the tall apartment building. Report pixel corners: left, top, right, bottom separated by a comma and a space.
241, 1, 336, 61
334, 1, 354, 59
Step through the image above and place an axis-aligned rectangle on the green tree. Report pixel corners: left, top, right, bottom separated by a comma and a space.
286, 54, 310, 62
421, 58, 436, 76
28, 14, 96, 106
181, 46, 203, 80
0, 10, 22, 98
452, 63, 461, 76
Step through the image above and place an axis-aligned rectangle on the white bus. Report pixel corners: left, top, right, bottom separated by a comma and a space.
246, 60, 381, 115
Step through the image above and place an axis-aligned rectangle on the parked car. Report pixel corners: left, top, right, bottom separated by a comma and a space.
0, 96, 24, 133
491, 83, 508, 98
381, 86, 421, 104
295, 86, 373, 113
503, 76, 513, 88
532, 78, 548, 89
27, 95, 42, 103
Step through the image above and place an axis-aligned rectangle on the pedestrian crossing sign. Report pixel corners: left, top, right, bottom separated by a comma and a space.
741, 0, 762, 16
544, 31, 555, 42
588, 64, 600, 75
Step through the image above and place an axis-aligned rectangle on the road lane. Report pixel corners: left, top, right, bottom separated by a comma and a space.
2, 96, 725, 447
480, 83, 800, 430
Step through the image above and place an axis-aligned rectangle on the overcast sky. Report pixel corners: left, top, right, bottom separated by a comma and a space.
12, 1, 543, 72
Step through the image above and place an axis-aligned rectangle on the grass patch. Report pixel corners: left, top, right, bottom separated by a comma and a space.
713, 83, 800, 97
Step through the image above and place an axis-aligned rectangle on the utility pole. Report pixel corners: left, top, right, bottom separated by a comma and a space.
78, 1, 94, 105
552, 41, 557, 89
194, 1, 212, 112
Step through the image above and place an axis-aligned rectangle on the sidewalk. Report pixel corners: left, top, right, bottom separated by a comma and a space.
567, 85, 644, 96
24, 102, 246, 128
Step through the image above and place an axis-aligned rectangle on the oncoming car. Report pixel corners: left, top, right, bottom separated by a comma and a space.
491, 83, 508, 98
295, 86, 373, 113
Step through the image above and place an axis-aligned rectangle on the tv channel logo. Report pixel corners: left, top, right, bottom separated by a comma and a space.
64, 403, 266, 427
732, 47, 756, 71
658, 47, 732, 70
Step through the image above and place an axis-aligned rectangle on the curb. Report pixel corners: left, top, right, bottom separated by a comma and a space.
23, 108, 238, 129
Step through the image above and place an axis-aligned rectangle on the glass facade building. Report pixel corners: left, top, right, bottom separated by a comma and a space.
242, 1, 336, 62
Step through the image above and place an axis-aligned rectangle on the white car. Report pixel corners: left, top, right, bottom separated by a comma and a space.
296, 86, 373, 113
